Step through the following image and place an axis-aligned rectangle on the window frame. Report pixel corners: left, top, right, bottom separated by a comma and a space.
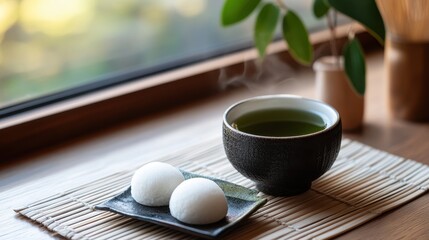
0, 23, 377, 161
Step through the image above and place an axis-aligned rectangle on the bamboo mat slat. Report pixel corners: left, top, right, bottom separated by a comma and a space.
14, 138, 429, 240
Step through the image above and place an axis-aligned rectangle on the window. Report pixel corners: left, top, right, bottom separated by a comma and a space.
0, 1, 365, 160
0, 0, 333, 118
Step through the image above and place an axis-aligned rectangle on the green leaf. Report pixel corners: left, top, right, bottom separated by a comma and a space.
313, 0, 330, 18
254, 3, 279, 57
282, 10, 313, 65
221, 0, 261, 26
328, 0, 385, 44
343, 38, 366, 95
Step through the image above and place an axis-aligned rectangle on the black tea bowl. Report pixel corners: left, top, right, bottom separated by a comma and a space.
222, 95, 342, 196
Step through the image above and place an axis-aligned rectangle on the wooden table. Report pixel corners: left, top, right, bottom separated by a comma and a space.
1, 52, 429, 239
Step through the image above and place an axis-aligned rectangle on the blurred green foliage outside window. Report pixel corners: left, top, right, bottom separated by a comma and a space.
0, 0, 321, 109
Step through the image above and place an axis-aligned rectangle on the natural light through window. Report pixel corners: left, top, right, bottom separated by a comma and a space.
0, 0, 324, 111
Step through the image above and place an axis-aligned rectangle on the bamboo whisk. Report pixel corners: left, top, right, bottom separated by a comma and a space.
376, 0, 429, 41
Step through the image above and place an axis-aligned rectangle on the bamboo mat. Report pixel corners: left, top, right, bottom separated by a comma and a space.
14, 138, 429, 240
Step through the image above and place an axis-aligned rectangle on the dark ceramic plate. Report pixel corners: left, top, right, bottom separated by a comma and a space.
95, 170, 267, 239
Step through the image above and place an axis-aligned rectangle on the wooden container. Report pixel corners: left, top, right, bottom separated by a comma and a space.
314, 56, 364, 131
376, 0, 429, 121
385, 36, 429, 121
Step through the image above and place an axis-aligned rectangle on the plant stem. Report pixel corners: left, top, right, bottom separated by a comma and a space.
327, 10, 340, 67
276, 0, 288, 12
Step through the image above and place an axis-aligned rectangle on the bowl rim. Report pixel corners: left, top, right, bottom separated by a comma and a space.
223, 94, 341, 140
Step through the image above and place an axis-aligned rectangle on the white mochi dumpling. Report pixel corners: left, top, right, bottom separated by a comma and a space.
169, 178, 228, 225
131, 162, 184, 206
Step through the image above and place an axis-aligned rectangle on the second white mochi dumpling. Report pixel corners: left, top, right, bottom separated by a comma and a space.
131, 162, 184, 206
169, 178, 228, 225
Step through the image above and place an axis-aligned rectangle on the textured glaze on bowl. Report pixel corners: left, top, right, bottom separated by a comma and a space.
223, 95, 342, 196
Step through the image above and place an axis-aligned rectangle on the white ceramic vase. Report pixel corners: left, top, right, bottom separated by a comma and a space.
313, 56, 364, 131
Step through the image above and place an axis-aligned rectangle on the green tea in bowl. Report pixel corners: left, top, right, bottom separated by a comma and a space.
222, 95, 342, 196
232, 108, 326, 137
